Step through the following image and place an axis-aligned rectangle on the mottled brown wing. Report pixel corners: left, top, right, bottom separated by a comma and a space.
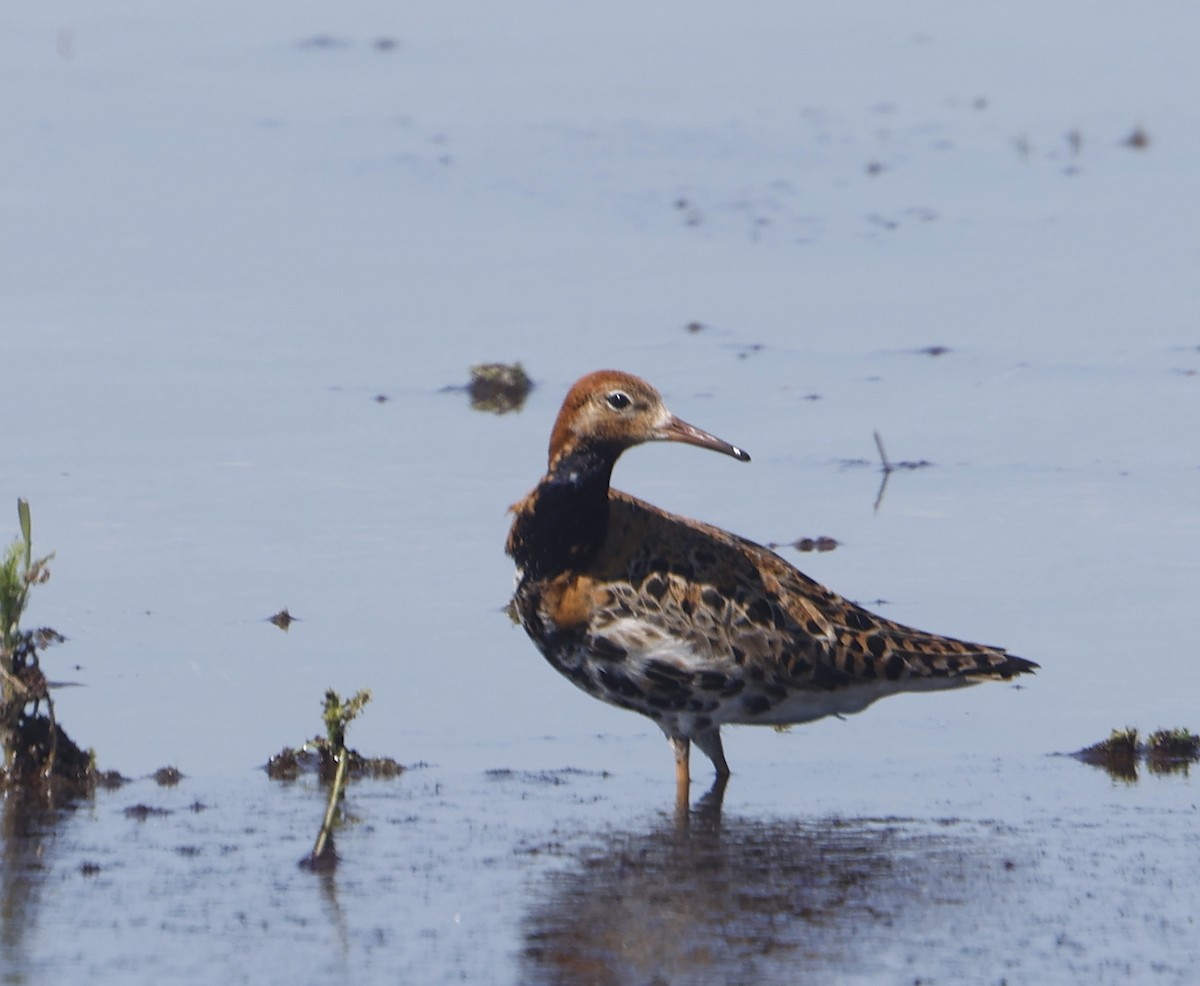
608, 492, 1036, 686
762, 538, 1038, 683
603, 493, 836, 679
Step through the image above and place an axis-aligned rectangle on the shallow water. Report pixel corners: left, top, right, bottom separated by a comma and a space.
3, 1, 1199, 983
3, 755, 1199, 983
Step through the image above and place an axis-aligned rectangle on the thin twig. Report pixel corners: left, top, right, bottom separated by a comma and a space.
872, 472, 891, 514
872, 430, 892, 512
873, 430, 893, 473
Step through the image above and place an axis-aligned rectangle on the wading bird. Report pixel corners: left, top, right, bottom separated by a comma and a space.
506, 371, 1036, 805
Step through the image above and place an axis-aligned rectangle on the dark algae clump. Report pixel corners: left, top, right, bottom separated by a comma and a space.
462, 362, 533, 414
1073, 727, 1199, 781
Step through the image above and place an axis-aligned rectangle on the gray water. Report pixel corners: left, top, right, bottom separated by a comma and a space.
3, 2, 1199, 982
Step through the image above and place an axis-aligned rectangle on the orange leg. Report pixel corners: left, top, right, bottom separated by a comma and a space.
670, 736, 690, 809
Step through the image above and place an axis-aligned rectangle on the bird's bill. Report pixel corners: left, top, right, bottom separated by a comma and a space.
658, 415, 751, 462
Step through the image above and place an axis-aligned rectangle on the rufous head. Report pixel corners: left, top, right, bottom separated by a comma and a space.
546, 370, 750, 470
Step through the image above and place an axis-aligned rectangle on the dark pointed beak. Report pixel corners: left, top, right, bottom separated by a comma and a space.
658, 415, 751, 462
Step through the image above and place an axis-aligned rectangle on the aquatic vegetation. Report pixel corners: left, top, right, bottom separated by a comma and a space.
1102, 727, 1139, 753
1073, 727, 1199, 781
1074, 729, 1139, 782
321, 687, 371, 754
1146, 728, 1200, 776
0, 500, 99, 796
267, 688, 402, 783
266, 688, 403, 869
1, 501, 53, 659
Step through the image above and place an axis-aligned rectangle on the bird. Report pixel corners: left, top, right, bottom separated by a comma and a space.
505, 370, 1038, 804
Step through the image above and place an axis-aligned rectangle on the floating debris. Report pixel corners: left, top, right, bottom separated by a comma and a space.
266, 746, 304, 780
767, 536, 840, 553
295, 34, 351, 49
123, 804, 173, 821
153, 765, 184, 787
462, 362, 533, 414
1121, 125, 1150, 150
96, 770, 129, 789
1072, 727, 1199, 782
268, 608, 296, 631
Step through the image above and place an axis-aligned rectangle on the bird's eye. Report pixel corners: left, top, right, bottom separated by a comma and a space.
605, 390, 632, 410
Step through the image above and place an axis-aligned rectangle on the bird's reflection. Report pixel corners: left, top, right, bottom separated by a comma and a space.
521, 783, 1015, 985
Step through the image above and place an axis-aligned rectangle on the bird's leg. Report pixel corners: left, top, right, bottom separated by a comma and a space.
693, 727, 730, 780
669, 735, 690, 810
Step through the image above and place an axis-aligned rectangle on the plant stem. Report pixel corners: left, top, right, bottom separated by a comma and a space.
311, 749, 349, 861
